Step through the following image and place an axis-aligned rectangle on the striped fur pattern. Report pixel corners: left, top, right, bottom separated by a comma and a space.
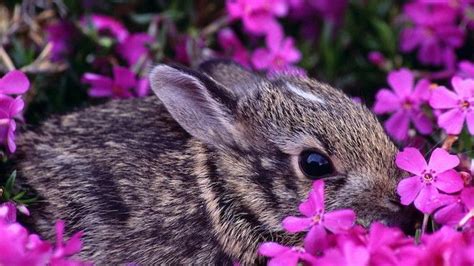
14, 60, 409, 264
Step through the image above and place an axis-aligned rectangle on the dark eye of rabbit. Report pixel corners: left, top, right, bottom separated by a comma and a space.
299, 150, 333, 179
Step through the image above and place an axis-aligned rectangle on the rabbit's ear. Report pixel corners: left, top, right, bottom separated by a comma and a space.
150, 64, 240, 147
199, 59, 261, 98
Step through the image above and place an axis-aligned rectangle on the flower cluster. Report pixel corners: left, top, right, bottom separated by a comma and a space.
374, 67, 474, 141
0, 71, 29, 153
5, 0, 474, 265
0, 202, 88, 265
259, 177, 474, 265
79, 14, 152, 99
224, 0, 302, 73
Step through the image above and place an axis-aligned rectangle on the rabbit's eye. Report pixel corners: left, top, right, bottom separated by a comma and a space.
299, 150, 333, 179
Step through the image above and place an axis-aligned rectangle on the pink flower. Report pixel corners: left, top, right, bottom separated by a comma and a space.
0, 202, 16, 223
373, 69, 432, 140
116, 33, 154, 66
316, 242, 369, 266
0, 70, 29, 153
310, 0, 348, 24
433, 194, 466, 226
218, 28, 250, 67
46, 21, 77, 61
365, 223, 411, 264
81, 14, 129, 42
0, 96, 25, 152
51, 220, 87, 265
282, 180, 355, 253
0, 220, 52, 265
396, 147, 464, 213
368, 51, 385, 66
429, 76, 474, 135
457, 60, 474, 79
251, 29, 301, 72
0, 219, 87, 265
82, 66, 138, 99
417, 226, 465, 265
453, 187, 474, 228
0, 70, 30, 95
399, 2, 464, 67
258, 243, 317, 265
226, 0, 287, 36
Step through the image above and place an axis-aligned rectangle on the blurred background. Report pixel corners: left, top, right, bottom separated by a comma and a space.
0, 0, 405, 124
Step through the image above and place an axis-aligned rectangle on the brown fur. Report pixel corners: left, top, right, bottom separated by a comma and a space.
14, 60, 408, 264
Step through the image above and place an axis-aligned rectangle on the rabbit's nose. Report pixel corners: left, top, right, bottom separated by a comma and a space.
383, 198, 403, 212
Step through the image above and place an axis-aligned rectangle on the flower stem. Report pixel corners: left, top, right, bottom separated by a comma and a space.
421, 214, 429, 236
458, 210, 474, 229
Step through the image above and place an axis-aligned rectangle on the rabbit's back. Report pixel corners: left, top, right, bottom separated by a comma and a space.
15, 97, 231, 264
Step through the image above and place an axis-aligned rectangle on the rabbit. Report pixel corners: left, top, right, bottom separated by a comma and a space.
13, 60, 408, 265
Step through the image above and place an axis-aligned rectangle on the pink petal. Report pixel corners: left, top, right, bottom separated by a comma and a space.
434, 170, 464, 193
466, 111, 474, 135
414, 185, 440, 214
323, 209, 355, 233
243, 13, 278, 35
0, 202, 16, 223
437, 108, 465, 135
281, 38, 301, 63
434, 201, 465, 226
271, 0, 289, 16
81, 73, 114, 88
452, 76, 474, 99
268, 252, 299, 266
226, 0, 243, 18
17, 205, 29, 216
55, 220, 65, 246
429, 87, 459, 109
259, 242, 289, 257
388, 69, 414, 98
400, 28, 423, 52
88, 87, 113, 98
428, 148, 460, 173
373, 89, 400, 114
311, 180, 325, 210
113, 66, 136, 89
282, 216, 312, 233
63, 231, 83, 255
411, 110, 432, 134
266, 26, 283, 52
0, 70, 30, 95
397, 176, 423, 205
384, 110, 410, 141
7, 97, 24, 117
297, 182, 325, 221
303, 224, 327, 253
461, 187, 474, 209
412, 79, 431, 101
343, 243, 370, 266
136, 79, 150, 97
6, 120, 16, 153
395, 147, 427, 176
458, 61, 474, 79
251, 48, 273, 70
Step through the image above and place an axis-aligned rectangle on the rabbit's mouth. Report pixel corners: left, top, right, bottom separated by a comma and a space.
356, 204, 422, 236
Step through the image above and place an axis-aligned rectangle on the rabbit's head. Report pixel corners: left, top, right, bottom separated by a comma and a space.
150, 60, 409, 247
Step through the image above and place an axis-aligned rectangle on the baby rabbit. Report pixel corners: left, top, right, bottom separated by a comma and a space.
15, 60, 406, 264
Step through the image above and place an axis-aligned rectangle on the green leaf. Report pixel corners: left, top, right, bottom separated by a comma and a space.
414, 229, 421, 244
5, 170, 16, 193
16, 196, 37, 204
371, 18, 396, 55
2, 187, 10, 200
13, 190, 26, 201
